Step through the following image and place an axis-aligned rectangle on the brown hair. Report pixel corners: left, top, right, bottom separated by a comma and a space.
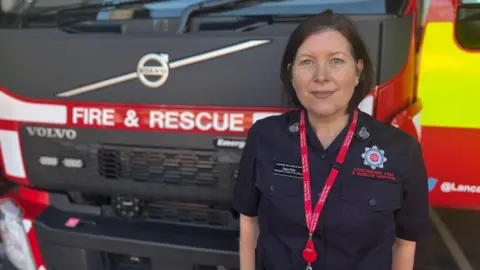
280, 9, 374, 113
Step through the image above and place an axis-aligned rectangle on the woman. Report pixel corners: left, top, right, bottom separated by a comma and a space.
231, 9, 429, 270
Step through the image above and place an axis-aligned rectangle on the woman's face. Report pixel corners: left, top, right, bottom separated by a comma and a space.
290, 30, 363, 117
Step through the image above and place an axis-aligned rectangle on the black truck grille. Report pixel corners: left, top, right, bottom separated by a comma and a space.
20, 127, 240, 205
98, 146, 221, 187
147, 202, 238, 229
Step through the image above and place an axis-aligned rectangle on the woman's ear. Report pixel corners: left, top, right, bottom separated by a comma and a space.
356, 59, 363, 75
355, 59, 364, 85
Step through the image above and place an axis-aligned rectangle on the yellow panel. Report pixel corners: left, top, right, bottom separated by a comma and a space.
417, 22, 480, 129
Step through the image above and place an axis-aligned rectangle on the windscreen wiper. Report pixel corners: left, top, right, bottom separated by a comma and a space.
22, 0, 170, 27
176, 0, 284, 33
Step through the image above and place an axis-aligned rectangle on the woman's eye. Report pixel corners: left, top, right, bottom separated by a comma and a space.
301, 59, 313, 65
331, 58, 344, 64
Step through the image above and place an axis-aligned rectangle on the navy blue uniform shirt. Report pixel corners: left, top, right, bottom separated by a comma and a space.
231, 109, 430, 270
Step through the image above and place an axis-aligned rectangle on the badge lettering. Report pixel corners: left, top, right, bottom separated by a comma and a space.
149, 111, 244, 132
214, 138, 246, 149
351, 167, 396, 180
273, 162, 303, 178
26, 126, 77, 140
72, 107, 116, 126
68, 106, 281, 134
440, 182, 480, 193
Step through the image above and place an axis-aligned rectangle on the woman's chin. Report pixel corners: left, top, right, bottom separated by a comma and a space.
307, 104, 345, 118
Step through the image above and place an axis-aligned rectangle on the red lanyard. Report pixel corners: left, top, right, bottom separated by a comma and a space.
299, 109, 358, 270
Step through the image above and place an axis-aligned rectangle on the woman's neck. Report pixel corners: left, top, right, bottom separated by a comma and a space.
307, 110, 350, 149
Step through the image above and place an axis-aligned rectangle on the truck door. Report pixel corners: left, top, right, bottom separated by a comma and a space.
417, 0, 480, 209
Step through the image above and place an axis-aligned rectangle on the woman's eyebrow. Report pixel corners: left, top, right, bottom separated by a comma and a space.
297, 53, 314, 58
297, 51, 348, 58
329, 51, 347, 56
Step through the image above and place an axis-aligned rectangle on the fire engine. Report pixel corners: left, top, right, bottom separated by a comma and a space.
0, 0, 424, 269
417, 0, 480, 209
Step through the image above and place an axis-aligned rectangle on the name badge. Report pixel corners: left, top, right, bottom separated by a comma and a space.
273, 162, 303, 178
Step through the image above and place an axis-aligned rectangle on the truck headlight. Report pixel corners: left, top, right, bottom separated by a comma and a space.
0, 200, 36, 270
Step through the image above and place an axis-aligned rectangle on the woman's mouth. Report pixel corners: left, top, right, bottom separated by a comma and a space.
310, 90, 335, 99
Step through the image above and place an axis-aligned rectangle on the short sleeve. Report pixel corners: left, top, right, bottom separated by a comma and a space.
231, 123, 261, 217
394, 140, 430, 241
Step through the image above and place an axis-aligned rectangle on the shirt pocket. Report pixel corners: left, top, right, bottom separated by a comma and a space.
339, 177, 402, 238
255, 155, 304, 197
338, 177, 403, 254
254, 155, 305, 233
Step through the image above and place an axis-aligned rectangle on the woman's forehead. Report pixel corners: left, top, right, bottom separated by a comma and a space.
297, 30, 352, 56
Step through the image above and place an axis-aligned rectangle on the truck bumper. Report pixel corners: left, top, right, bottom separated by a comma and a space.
34, 206, 240, 270
1, 186, 240, 270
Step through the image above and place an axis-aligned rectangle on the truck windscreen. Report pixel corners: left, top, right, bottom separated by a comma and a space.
456, 1, 480, 49
221, 0, 408, 15
175, 0, 407, 33
21, 0, 408, 16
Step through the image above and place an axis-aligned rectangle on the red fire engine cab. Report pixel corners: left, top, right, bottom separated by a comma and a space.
0, 0, 422, 269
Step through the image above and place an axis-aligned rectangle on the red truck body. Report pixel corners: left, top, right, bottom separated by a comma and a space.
0, 0, 423, 269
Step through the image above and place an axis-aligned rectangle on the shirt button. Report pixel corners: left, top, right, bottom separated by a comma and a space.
370, 199, 376, 206
320, 154, 326, 159
270, 184, 275, 192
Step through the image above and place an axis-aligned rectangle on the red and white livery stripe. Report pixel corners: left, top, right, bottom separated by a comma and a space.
0, 88, 284, 183
0, 91, 67, 124
0, 130, 25, 178
0, 85, 375, 184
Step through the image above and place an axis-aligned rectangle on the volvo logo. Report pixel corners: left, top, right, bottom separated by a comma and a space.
26, 126, 77, 140
56, 40, 270, 97
136, 53, 170, 88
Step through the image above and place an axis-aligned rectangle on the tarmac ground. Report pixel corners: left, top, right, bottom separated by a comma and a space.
414, 207, 480, 270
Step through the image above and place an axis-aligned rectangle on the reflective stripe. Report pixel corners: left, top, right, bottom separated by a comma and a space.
417, 22, 480, 129
0, 130, 25, 178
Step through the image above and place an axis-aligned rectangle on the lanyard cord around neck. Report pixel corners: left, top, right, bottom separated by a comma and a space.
299, 109, 359, 270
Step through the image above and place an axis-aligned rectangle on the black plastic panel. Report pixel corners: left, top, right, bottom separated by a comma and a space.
35, 206, 240, 270
19, 124, 242, 204
378, 13, 413, 83
0, 14, 412, 106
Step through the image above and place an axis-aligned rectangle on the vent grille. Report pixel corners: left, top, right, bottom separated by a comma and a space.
147, 202, 238, 229
98, 146, 221, 187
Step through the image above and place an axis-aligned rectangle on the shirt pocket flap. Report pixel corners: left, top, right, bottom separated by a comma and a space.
340, 178, 402, 212
255, 155, 303, 197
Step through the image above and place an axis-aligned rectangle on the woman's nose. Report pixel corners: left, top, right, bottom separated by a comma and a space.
314, 64, 328, 82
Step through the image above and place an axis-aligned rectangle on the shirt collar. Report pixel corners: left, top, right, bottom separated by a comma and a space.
286, 109, 373, 152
